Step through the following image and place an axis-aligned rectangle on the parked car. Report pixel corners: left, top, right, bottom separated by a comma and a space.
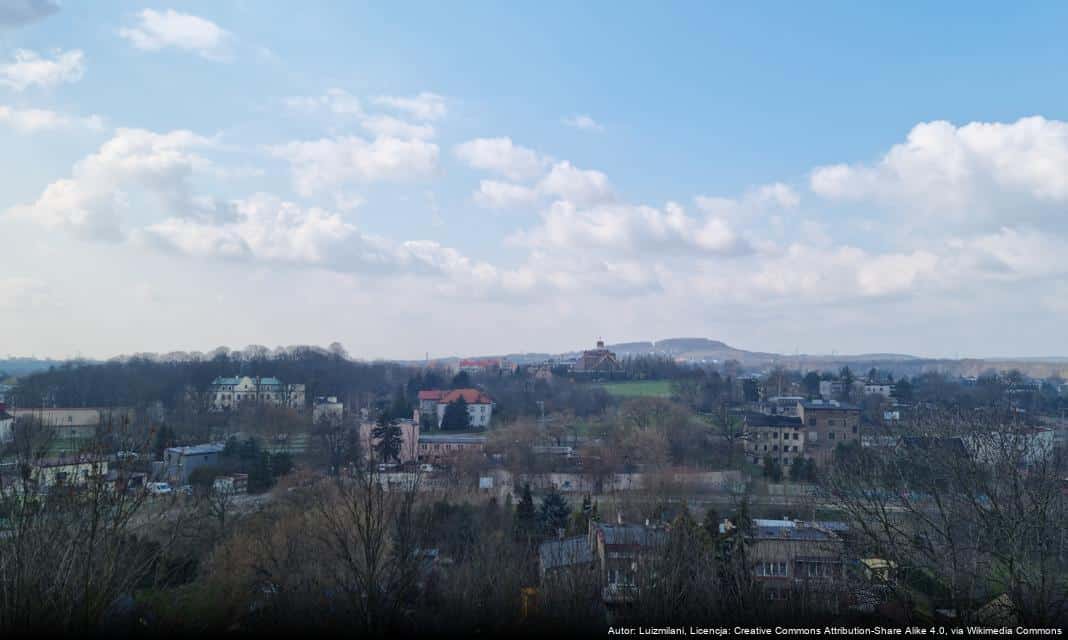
116, 451, 140, 460
146, 482, 173, 496
419, 463, 434, 473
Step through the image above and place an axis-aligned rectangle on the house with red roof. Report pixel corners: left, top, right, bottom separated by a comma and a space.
417, 388, 494, 429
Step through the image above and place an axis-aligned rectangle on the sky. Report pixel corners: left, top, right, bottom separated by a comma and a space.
1, 1, 1067, 361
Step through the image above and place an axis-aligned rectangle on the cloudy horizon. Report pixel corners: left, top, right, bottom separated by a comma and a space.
2, 2, 1068, 361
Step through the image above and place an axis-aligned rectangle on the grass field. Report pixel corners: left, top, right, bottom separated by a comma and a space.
596, 380, 673, 398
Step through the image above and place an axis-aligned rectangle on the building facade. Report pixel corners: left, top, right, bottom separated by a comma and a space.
312, 395, 344, 425
796, 400, 860, 466
571, 340, 623, 378
163, 443, 225, 484
208, 376, 306, 412
422, 388, 494, 428
744, 413, 806, 466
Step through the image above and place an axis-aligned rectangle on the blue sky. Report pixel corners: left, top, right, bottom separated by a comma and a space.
1, 1, 1067, 360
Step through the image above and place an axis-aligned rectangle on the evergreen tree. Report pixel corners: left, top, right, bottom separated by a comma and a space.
451, 370, 471, 389
440, 396, 471, 430
247, 451, 273, 493
514, 484, 537, 541
788, 456, 804, 482
371, 420, 403, 463
702, 507, 720, 539
539, 489, 571, 535
152, 424, 176, 460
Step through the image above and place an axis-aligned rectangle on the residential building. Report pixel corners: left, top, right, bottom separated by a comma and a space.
818, 380, 844, 401
207, 376, 306, 412
764, 396, 805, 417
312, 395, 344, 425
417, 389, 444, 416
733, 518, 847, 608
744, 413, 805, 466
29, 455, 109, 490
571, 340, 623, 378
535, 518, 667, 605
862, 382, 894, 399
458, 358, 516, 375
432, 388, 494, 428
796, 400, 860, 466
589, 519, 668, 604
11, 407, 134, 441
417, 433, 486, 464
163, 443, 225, 484
0, 383, 12, 403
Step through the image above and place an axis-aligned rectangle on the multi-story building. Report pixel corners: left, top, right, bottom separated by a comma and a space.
29, 455, 109, 490
571, 340, 623, 378
417, 433, 486, 464
744, 413, 805, 466
458, 358, 517, 375
416, 388, 493, 429
818, 380, 845, 401
797, 400, 860, 466
11, 407, 135, 441
207, 376, 305, 412
312, 395, 344, 425
763, 396, 806, 417
734, 518, 847, 608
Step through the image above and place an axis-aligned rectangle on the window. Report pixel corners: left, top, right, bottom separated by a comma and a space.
852, 426, 858, 433
792, 433, 799, 440
829, 432, 836, 440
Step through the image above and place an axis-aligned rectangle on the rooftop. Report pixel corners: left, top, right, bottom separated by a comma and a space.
800, 399, 859, 411
418, 434, 487, 444
595, 522, 667, 547
539, 536, 594, 571
166, 443, 226, 456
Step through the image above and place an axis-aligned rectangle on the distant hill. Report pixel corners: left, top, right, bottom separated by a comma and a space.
0, 357, 73, 378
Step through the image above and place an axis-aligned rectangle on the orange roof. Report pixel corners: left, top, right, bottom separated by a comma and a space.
418, 390, 445, 401
440, 388, 493, 405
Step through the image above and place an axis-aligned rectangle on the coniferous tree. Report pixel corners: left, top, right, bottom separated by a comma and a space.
539, 489, 571, 535
440, 397, 471, 431
514, 483, 537, 541
371, 420, 403, 463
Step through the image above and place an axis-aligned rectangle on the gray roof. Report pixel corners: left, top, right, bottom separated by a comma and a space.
418, 434, 486, 444
539, 536, 593, 571
800, 400, 859, 411
166, 443, 225, 456
750, 520, 839, 541
596, 523, 667, 547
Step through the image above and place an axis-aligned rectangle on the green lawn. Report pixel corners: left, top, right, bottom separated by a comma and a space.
596, 380, 673, 398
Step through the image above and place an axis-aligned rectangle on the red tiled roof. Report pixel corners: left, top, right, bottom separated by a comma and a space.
440, 388, 493, 405
418, 390, 445, 401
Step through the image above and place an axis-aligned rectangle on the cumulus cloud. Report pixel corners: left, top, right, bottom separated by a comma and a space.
119, 9, 232, 60
7, 128, 215, 240
695, 182, 800, 218
454, 137, 548, 181
360, 115, 435, 139
268, 135, 439, 196
0, 105, 104, 132
472, 180, 540, 209
810, 116, 1068, 230
0, 0, 60, 27
514, 199, 748, 256
537, 161, 613, 206
562, 114, 604, 132
0, 48, 84, 90
372, 92, 446, 121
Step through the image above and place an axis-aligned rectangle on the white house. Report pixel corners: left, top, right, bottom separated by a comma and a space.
313, 395, 344, 425
208, 376, 305, 412
433, 388, 494, 428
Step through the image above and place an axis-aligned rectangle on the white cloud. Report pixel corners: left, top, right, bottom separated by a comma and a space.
372, 92, 446, 121
562, 114, 604, 132
118, 9, 232, 60
269, 135, 439, 196
695, 182, 800, 218
810, 116, 1068, 230
0, 0, 60, 28
283, 88, 362, 115
515, 199, 748, 256
537, 161, 613, 206
0, 48, 84, 90
360, 115, 435, 139
472, 180, 540, 209
454, 137, 548, 181
7, 128, 215, 240
0, 105, 104, 133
